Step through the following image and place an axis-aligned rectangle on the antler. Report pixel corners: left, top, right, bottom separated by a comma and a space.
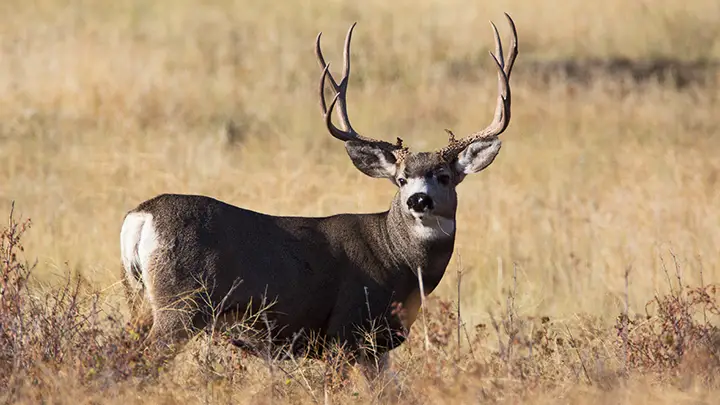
315, 23, 407, 156
439, 13, 518, 160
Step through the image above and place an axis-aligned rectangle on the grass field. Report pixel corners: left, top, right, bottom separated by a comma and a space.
1, 0, 720, 403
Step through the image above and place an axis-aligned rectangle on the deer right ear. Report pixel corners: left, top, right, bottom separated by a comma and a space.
453, 137, 502, 183
345, 141, 398, 179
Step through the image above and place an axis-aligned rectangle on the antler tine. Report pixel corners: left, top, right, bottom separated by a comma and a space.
324, 92, 347, 140
323, 69, 402, 152
315, 32, 339, 104
439, 14, 518, 160
316, 23, 404, 154
333, 22, 356, 133
315, 24, 356, 129
322, 70, 353, 142
318, 61, 330, 117
502, 13, 519, 78
341, 22, 354, 85
490, 21, 505, 126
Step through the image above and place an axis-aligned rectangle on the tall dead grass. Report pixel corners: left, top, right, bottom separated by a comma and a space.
2, 207, 719, 404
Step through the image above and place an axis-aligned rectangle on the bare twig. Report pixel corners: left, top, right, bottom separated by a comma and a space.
416, 267, 430, 354
364, 286, 372, 320
565, 325, 592, 385
509, 263, 518, 326
260, 286, 276, 402
282, 338, 318, 403
210, 279, 243, 336
457, 262, 462, 353
622, 265, 631, 378
455, 258, 475, 360
659, 254, 675, 297
698, 256, 708, 324
669, 249, 683, 294
497, 256, 503, 303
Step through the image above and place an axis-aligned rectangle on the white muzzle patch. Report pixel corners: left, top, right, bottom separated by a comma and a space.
403, 178, 455, 240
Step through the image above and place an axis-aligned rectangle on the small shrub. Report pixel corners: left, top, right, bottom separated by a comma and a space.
0, 203, 155, 400
617, 282, 720, 376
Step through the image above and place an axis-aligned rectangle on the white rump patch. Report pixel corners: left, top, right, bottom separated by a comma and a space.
120, 212, 159, 303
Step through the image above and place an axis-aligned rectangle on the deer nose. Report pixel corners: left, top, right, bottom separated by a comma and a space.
407, 193, 434, 213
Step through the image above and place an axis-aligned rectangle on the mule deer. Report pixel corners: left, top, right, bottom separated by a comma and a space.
120, 14, 518, 370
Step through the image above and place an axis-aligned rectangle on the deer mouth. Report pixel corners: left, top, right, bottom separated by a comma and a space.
412, 211, 448, 222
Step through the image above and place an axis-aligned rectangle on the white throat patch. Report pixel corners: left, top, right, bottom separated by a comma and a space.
411, 214, 455, 240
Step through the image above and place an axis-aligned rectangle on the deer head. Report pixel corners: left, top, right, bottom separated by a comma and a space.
316, 14, 518, 239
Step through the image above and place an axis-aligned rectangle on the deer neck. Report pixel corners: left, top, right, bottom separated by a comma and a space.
382, 195, 456, 293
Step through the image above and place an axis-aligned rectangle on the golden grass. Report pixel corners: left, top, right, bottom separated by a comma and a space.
1, 0, 719, 403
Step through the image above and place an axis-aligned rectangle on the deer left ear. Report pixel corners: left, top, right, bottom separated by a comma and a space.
453, 137, 501, 182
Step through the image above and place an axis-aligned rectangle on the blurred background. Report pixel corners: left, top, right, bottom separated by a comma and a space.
0, 0, 718, 324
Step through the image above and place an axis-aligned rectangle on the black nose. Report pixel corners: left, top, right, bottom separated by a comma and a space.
407, 193, 434, 213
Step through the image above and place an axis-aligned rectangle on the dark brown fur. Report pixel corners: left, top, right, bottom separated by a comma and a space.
125, 188, 454, 359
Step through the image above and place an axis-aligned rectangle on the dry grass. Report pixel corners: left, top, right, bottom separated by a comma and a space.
1, 0, 720, 403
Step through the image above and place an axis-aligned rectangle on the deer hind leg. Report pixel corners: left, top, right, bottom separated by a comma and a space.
120, 266, 153, 334
145, 303, 194, 351
138, 264, 204, 354
121, 212, 200, 359
143, 268, 210, 354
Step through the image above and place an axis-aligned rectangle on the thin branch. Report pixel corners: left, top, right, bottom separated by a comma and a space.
622, 265, 631, 378
565, 325, 592, 385
416, 267, 430, 354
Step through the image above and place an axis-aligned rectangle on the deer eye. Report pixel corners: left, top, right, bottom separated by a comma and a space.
397, 178, 407, 186
437, 174, 451, 186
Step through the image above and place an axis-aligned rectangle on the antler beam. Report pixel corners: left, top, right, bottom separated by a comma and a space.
439, 13, 518, 160
315, 24, 406, 155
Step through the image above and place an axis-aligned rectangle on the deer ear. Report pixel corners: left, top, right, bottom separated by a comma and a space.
453, 138, 501, 182
345, 141, 397, 179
